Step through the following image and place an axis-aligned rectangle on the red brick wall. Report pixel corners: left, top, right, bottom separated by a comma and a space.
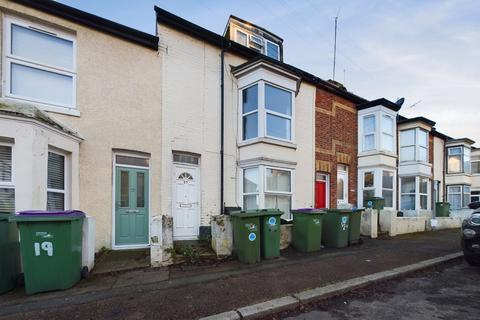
315, 87, 358, 208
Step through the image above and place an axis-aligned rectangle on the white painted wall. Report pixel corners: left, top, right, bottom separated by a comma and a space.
433, 136, 445, 201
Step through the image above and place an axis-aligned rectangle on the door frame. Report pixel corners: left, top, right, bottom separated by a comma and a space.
172, 161, 201, 241
315, 172, 330, 209
337, 166, 348, 206
111, 152, 151, 250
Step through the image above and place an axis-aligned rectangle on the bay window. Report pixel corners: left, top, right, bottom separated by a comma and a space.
399, 128, 428, 162
447, 146, 471, 174
447, 185, 470, 210
4, 16, 76, 111
471, 190, 480, 203
363, 171, 375, 200
241, 81, 294, 142
382, 170, 394, 207
242, 166, 292, 220
400, 176, 430, 211
0, 144, 14, 213
381, 115, 394, 152
47, 151, 67, 210
362, 115, 375, 151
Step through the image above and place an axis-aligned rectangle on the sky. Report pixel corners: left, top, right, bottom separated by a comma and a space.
58, 0, 480, 145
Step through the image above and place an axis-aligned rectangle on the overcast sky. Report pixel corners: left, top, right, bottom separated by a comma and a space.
59, 0, 480, 145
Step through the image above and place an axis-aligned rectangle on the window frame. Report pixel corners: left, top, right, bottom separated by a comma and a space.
400, 176, 417, 211
46, 149, 69, 211
235, 29, 248, 46
265, 40, 280, 60
400, 176, 430, 211
362, 114, 376, 151
381, 114, 394, 152
3, 15, 77, 113
0, 142, 15, 213
399, 128, 429, 162
241, 165, 294, 220
471, 190, 480, 203
239, 80, 295, 143
447, 184, 470, 210
362, 171, 375, 200
471, 155, 480, 175
447, 146, 471, 174
382, 170, 394, 208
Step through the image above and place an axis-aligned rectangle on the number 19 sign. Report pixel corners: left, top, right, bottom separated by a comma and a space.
34, 242, 54, 257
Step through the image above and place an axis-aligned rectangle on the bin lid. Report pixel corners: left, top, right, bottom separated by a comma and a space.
230, 209, 282, 217
10, 210, 86, 222
325, 208, 355, 214
291, 208, 325, 215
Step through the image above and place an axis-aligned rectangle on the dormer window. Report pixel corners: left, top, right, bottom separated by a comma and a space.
236, 30, 247, 46
400, 128, 428, 162
266, 40, 280, 60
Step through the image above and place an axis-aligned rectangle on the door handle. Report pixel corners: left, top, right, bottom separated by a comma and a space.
126, 209, 139, 213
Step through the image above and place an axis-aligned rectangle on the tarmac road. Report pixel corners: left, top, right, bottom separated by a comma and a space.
283, 261, 480, 320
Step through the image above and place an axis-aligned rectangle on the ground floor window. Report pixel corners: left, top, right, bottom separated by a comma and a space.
400, 176, 430, 211
447, 185, 470, 210
471, 190, 480, 204
242, 165, 293, 220
0, 144, 15, 213
47, 151, 68, 210
359, 168, 396, 209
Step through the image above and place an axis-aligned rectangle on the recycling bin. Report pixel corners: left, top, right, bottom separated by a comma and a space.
363, 197, 385, 210
322, 209, 350, 248
348, 209, 363, 245
0, 213, 21, 294
258, 209, 283, 259
435, 202, 450, 217
291, 208, 324, 253
10, 210, 85, 294
231, 211, 261, 264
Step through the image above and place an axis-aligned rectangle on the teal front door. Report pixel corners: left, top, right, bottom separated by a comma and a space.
115, 166, 149, 246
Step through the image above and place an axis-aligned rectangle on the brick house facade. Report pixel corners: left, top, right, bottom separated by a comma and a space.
315, 87, 359, 208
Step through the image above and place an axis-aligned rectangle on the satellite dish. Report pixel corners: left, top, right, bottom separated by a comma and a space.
395, 97, 405, 107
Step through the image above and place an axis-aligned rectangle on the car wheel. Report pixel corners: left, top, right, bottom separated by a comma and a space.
464, 253, 480, 266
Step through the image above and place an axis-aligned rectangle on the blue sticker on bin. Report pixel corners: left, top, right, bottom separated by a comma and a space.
248, 232, 256, 242
367, 201, 373, 207
342, 216, 348, 224
268, 217, 276, 226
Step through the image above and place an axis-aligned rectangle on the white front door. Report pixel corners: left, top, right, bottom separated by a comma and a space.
337, 169, 348, 206
173, 165, 200, 240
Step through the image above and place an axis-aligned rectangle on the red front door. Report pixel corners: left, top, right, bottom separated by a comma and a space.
315, 180, 326, 208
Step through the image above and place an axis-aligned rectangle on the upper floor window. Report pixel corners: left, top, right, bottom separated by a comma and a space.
0, 144, 14, 213
236, 30, 248, 46
241, 82, 294, 142
472, 154, 480, 174
3, 16, 76, 111
266, 40, 280, 60
381, 115, 394, 152
400, 128, 428, 162
447, 146, 470, 174
362, 115, 376, 151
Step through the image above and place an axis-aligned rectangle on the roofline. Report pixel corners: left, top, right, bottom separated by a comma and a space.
224, 15, 284, 42
397, 116, 436, 127
12, 0, 159, 50
154, 6, 367, 105
431, 128, 450, 140
357, 98, 402, 112
446, 137, 476, 145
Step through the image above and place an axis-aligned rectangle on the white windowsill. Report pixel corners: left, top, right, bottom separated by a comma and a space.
3, 96, 80, 117
358, 150, 397, 158
238, 137, 297, 149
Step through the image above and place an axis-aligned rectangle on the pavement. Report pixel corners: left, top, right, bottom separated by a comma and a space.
0, 229, 462, 320
281, 260, 480, 320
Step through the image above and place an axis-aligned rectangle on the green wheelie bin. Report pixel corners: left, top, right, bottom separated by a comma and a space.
0, 213, 21, 294
348, 209, 363, 245
363, 197, 385, 210
322, 209, 350, 248
231, 210, 261, 264
435, 202, 450, 217
10, 210, 85, 294
292, 208, 324, 253
258, 209, 282, 259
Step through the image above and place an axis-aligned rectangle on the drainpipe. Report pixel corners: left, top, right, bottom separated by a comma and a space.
220, 43, 230, 214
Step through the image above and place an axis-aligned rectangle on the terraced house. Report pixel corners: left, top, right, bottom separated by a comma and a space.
1, 0, 478, 268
